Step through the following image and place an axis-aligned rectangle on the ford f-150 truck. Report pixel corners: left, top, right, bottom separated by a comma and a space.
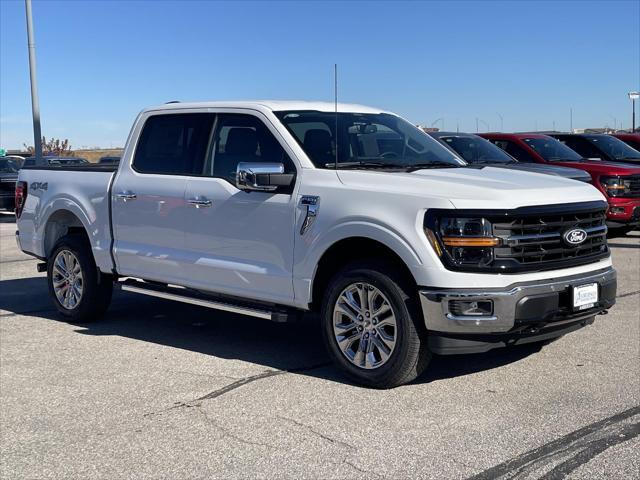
15, 101, 617, 388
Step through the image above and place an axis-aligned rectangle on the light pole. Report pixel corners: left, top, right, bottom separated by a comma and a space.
25, 0, 42, 163
629, 92, 639, 132
431, 118, 444, 130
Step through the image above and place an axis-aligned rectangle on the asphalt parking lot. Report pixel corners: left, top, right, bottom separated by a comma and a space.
0, 212, 638, 480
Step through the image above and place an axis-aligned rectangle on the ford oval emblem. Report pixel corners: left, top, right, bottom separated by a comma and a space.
563, 228, 588, 246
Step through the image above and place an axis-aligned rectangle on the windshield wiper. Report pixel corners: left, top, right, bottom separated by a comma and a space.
404, 162, 461, 172
325, 161, 404, 170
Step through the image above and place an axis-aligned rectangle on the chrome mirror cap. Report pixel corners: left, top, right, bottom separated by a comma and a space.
236, 162, 285, 192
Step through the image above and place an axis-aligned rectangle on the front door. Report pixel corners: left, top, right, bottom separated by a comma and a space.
181, 112, 299, 305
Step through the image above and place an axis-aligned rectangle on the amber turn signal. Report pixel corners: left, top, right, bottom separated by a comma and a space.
442, 237, 500, 247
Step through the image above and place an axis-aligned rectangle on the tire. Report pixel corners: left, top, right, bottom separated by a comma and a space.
320, 261, 431, 388
47, 234, 113, 323
607, 226, 634, 238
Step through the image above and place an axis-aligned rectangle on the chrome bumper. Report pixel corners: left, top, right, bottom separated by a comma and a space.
419, 267, 617, 334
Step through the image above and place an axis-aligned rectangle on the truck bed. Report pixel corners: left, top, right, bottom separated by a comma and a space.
21, 164, 119, 172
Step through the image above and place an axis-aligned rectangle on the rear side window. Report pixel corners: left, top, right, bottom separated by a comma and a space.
560, 137, 603, 160
133, 113, 215, 175
490, 140, 535, 163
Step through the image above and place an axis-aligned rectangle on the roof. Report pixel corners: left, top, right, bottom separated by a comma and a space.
427, 131, 479, 138
480, 133, 553, 139
144, 100, 389, 114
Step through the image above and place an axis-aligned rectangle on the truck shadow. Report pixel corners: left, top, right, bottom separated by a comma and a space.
0, 276, 542, 387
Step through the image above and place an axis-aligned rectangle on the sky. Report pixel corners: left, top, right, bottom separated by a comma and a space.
1, 0, 639, 150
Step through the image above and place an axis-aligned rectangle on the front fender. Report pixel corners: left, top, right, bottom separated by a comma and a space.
293, 218, 428, 307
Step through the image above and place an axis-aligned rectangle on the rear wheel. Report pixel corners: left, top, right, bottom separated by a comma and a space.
321, 261, 430, 388
47, 234, 113, 322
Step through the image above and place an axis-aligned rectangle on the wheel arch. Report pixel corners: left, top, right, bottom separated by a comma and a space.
42, 208, 90, 259
310, 236, 418, 311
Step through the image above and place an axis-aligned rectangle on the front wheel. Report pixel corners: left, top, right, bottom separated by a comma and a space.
321, 261, 430, 388
47, 234, 113, 323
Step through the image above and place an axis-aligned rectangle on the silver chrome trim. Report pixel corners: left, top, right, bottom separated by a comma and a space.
419, 266, 616, 334
120, 283, 272, 320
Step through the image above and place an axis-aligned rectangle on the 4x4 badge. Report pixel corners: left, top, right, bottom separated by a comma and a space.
563, 228, 587, 246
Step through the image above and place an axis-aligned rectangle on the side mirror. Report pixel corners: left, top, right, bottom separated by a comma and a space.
236, 162, 294, 192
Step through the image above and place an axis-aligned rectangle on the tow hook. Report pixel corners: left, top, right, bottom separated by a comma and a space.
598, 310, 608, 315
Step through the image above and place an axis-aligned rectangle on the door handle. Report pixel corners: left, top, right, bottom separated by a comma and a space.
188, 197, 212, 208
116, 191, 137, 201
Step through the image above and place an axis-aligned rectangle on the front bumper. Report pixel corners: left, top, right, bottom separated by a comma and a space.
419, 266, 616, 338
606, 198, 640, 227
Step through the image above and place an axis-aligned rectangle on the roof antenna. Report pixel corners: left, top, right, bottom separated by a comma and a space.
334, 63, 338, 170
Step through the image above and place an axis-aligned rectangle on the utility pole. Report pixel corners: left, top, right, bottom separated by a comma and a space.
629, 92, 639, 131
25, 0, 42, 163
475, 117, 479, 133
496, 113, 503, 132
570, 108, 573, 132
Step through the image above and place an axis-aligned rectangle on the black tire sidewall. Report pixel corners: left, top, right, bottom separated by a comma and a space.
47, 235, 111, 322
321, 262, 427, 388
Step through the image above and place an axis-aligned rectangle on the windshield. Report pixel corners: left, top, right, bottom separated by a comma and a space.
0, 158, 20, 173
587, 136, 640, 160
275, 111, 464, 169
440, 136, 515, 164
523, 137, 583, 161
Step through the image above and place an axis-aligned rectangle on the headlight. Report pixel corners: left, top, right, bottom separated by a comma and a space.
600, 176, 632, 197
425, 216, 500, 267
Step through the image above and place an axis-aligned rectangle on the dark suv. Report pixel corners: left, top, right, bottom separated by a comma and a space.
549, 133, 640, 167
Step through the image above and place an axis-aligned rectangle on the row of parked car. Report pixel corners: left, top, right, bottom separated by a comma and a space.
425, 132, 640, 235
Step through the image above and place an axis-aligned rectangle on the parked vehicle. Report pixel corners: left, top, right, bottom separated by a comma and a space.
98, 156, 120, 165
16, 101, 617, 388
548, 133, 640, 167
22, 156, 89, 167
0, 157, 20, 211
428, 132, 591, 182
610, 133, 640, 151
481, 133, 640, 234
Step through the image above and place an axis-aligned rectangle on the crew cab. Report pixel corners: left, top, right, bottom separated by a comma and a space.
16, 101, 617, 388
548, 133, 640, 167
427, 131, 591, 182
480, 133, 640, 234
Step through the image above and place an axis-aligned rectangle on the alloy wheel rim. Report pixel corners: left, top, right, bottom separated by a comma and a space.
332, 282, 397, 370
52, 250, 83, 310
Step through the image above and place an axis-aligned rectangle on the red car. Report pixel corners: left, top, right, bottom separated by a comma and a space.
479, 133, 640, 234
611, 133, 640, 151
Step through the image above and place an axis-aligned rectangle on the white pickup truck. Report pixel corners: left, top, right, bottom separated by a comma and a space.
15, 101, 617, 388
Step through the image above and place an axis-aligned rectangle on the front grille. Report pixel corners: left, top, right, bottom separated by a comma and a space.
493, 207, 608, 268
627, 174, 640, 197
426, 201, 610, 273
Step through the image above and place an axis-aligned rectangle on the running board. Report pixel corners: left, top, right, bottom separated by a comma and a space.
116, 279, 300, 322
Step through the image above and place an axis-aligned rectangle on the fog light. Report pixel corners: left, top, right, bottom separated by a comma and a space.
609, 207, 625, 214
449, 300, 493, 316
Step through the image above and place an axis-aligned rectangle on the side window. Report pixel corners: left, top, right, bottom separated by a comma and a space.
133, 113, 214, 175
562, 138, 603, 159
204, 114, 295, 184
491, 140, 534, 162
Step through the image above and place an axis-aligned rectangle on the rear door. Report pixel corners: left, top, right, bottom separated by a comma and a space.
111, 112, 214, 284
181, 111, 299, 305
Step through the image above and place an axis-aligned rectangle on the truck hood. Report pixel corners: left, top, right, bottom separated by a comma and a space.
555, 159, 640, 175
337, 166, 605, 209
486, 163, 592, 182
